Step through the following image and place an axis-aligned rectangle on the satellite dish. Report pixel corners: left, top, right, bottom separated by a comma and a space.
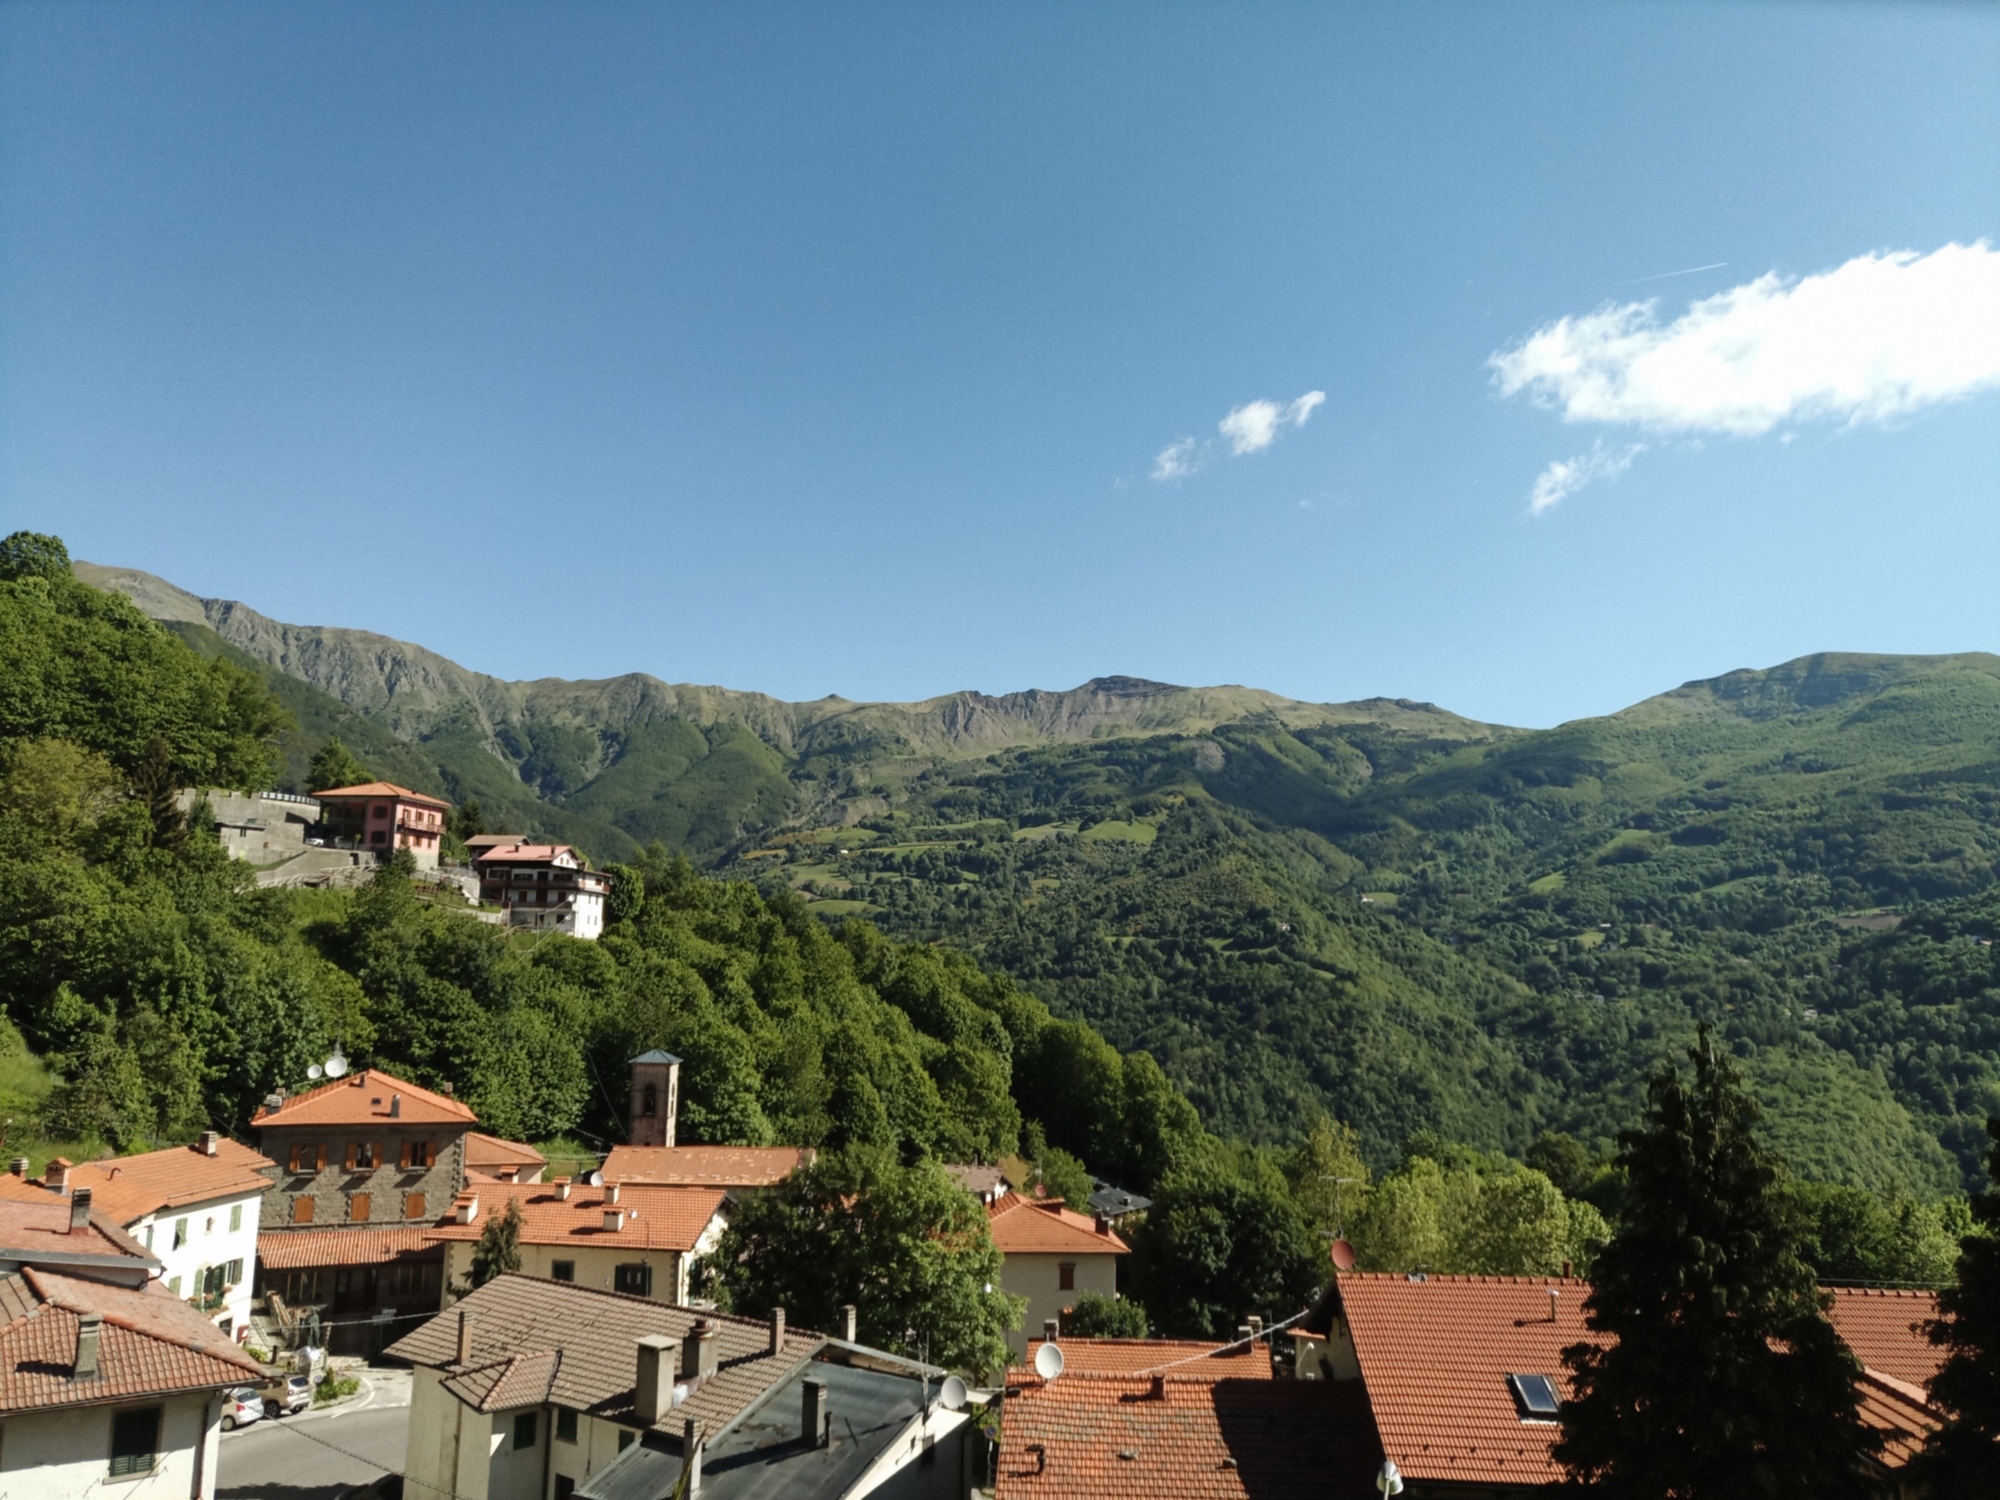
1033, 1342, 1064, 1380
324, 1049, 349, 1080
1330, 1238, 1357, 1271
307, 1064, 323, 1081
938, 1376, 968, 1411
586, 1170, 605, 1188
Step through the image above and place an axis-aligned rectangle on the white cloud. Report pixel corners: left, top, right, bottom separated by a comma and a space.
1491, 241, 2000, 436
1152, 438, 1202, 481
1527, 442, 1643, 516
1218, 389, 1327, 455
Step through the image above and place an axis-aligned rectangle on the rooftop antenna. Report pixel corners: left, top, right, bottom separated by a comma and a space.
1033, 1342, 1064, 1381
324, 1046, 349, 1080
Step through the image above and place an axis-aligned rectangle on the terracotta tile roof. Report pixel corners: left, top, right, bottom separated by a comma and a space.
0, 1268, 261, 1413
385, 1274, 825, 1438
257, 1227, 444, 1270
0, 1197, 160, 1269
0, 1173, 52, 1203
427, 1181, 727, 1253
444, 1349, 564, 1412
465, 1134, 549, 1177
1026, 1339, 1273, 1381
311, 782, 452, 808
1335, 1272, 1597, 1489
987, 1193, 1129, 1256
995, 1372, 1378, 1500
1824, 1287, 1944, 1390
601, 1145, 811, 1189
253, 1067, 477, 1127
58, 1140, 276, 1227
473, 843, 578, 865
1855, 1367, 1941, 1468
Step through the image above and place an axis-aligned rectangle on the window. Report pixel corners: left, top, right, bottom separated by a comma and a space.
229, 1204, 242, 1233
346, 1141, 379, 1170
108, 1406, 161, 1478
405, 1193, 427, 1220
402, 1140, 436, 1168
372, 805, 388, 819
289, 1143, 325, 1173
173, 1218, 189, 1250
556, 1409, 579, 1443
225, 1259, 243, 1286
614, 1264, 652, 1297
371, 831, 386, 845
293, 1197, 315, 1224
167, 1275, 182, 1295
513, 1411, 538, 1450
350, 1194, 372, 1222
1058, 1262, 1076, 1291
642, 1084, 658, 1118
551, 1260, 575, 1283
1508, 1373, 1562, 1418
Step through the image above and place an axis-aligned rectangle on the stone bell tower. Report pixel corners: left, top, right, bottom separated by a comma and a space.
629, 1050, 682, 1147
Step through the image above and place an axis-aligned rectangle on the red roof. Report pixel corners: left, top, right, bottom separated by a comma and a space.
1026, 1338, 1272, 1381
311, 782, 451, 808
1335, 1272, 1597, 1489
428, 1181, 728, 1253
987, 1193, 1129, 1256
0, 1173, 51, 1203
0, 1268, 260, 1413
600, 1144, 810, 1189
1824, 1287, 1944, 1390
474, 843, 581, 865
464, 1134, 549, 1180
58, 1140, 275, 1227
995, 1372, 1378, 1500
257, 1227, 444, 1270
0, 1197, 159, 1268
254, 1068, 477, 1128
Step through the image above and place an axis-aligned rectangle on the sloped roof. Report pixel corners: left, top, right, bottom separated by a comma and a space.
1824, 1287, 1943, 1389
943, 1164, 1008, 1200
257, 1227, 444, 1270
0, 1267, 260, 1413
1334, 1272, 1597, 1489
59, 1140, 276, 1226
312, 782, 452, 808
444, 1349, 564, 1412
601, 1146, 809, 1190
0, 1197, 160, 1271
474, 843, 581, 865
1855, 1367, 1941, 1468
987, 1194, 1129, 1256
465, 1134, 549, 1175
995, 1372, 1378, 1500
427, 1181, 728, 1253
631, 1050, 682, 1066
386, 1274, 824, 1438
0, 1173, 52, 1203
1026, 1338, 1272, 1381
254, 1068, 477, 1128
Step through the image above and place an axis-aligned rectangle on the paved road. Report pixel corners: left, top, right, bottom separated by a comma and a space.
217, 1368, 411, 1500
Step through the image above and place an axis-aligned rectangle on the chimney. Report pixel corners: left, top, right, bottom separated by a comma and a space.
390, 1095, 402, 1118
1562, 1259, 1574, 1279
70, 1187, 93, 1233
1235, 1324, 1253, 1352
45, 1158, 71, 1193
635, 1335, 679, 1423
681, 1419, 703, 1494
680, 1320, 719, 1382
556, 1180, 572, 1201
1248, 1316, 1263, 1338
199, 1131, 220, 1158
606, 1182, 621, 1205
456, 1195, 478, 1225
769, 1307, 786, 1356
801, 1378, 829, 1449
1043, 1319, 1060, 1343
442, 1082, 454, 1097
602, 1209, 624, 1233
1149, 1374, 1165, 1401
8, 1157, 26, 1178
456, 1310, 475, 1365
840, 1304, 856, 1342
73, 1311, 103, 1381
1095, 1213, 1111, 1235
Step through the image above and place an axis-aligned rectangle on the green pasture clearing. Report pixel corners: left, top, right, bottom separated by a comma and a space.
1080, 820, 1158, 844
799, 898, 881, 917
1527, 872, 1567, 895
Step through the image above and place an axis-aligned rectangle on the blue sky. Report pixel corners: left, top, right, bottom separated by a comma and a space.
3, 1, 1996, 727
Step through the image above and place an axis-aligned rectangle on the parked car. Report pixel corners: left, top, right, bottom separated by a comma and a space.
258, 1372, 312, 1417
220, 1387, 264, 1431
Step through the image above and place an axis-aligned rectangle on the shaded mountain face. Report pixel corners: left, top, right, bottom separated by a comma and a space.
77, 561, 2000, 1192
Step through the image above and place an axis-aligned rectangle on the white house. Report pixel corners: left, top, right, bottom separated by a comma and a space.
0, 1193, 263, 1498
474, 843, 613, 940
38, 1132, 276, 1339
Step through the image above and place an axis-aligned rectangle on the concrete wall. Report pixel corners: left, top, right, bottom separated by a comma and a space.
133, 1189, 263, 1337
407, 1368, 492, 1500
258, 1122, 470, 1230
547, 1408, 641, 1497
1000, 1251, 1120, 1355
440, 1241, 690, 1309
489, 1408, 547, 1500
847, 1403, 975, 1500
0, 1391, 220, 1499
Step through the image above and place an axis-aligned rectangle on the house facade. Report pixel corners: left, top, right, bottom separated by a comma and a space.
311, 781, 452, 869
0, 1196, 262, 1500
985, 1193, 1129, 1357
43, 1133, 275, 1339
475, 843, 612, 939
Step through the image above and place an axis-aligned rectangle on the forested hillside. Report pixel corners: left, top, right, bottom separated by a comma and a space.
77, 555, 2000, 1196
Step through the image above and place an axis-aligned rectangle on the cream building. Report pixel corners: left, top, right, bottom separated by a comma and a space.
985, 1191, 1130, 1356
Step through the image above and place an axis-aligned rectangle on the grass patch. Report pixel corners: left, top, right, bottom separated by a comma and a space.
1359, 892, 1399, 908
800, 899, 880, 918
1012, 824, 1077, 841
1079, 820, 1158, 844
1527, 872, 1567, 895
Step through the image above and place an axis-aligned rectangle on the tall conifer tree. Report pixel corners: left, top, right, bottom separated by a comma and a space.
1912, 1115, 2000, 1494
1555, 1026, 1880, 1498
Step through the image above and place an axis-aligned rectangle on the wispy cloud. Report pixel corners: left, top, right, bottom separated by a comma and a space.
1527, 442, 1643, 516
1492, 242, 2000, 436
1152, 389, 1325, 480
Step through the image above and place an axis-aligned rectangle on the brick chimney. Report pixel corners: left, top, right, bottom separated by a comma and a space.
635, 1334, 679, 1423
801, 1378, 829, 1449
69, 1187, 93, 1233
769, 1307, 786, 1356
456, 1310, 475, 1365
45, 1158, 71, 1193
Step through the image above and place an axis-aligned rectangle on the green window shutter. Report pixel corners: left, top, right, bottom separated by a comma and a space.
109, 1407, 161, 1477
230, 1203, 242, 1232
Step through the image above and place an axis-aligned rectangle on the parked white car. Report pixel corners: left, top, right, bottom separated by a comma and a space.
220, 1387, 265, 1431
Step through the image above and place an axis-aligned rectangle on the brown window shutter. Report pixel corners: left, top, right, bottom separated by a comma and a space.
405, 1193, 426, 1220
293, 1197, 315, 1224
344, 1142, 357, 1171
288, 1143, 301, 1172
350, 1194, 371, 1222
316, 1143, 328, 1171
398, 1140, 411, 1169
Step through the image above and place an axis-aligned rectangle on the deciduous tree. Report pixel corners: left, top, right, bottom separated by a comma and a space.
1912, 1115, 2000, 1495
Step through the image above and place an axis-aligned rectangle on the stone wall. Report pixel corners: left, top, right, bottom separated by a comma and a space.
256, 1124, 471, 1230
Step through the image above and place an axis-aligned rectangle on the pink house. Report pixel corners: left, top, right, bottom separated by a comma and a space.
312, 782, 451, 869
